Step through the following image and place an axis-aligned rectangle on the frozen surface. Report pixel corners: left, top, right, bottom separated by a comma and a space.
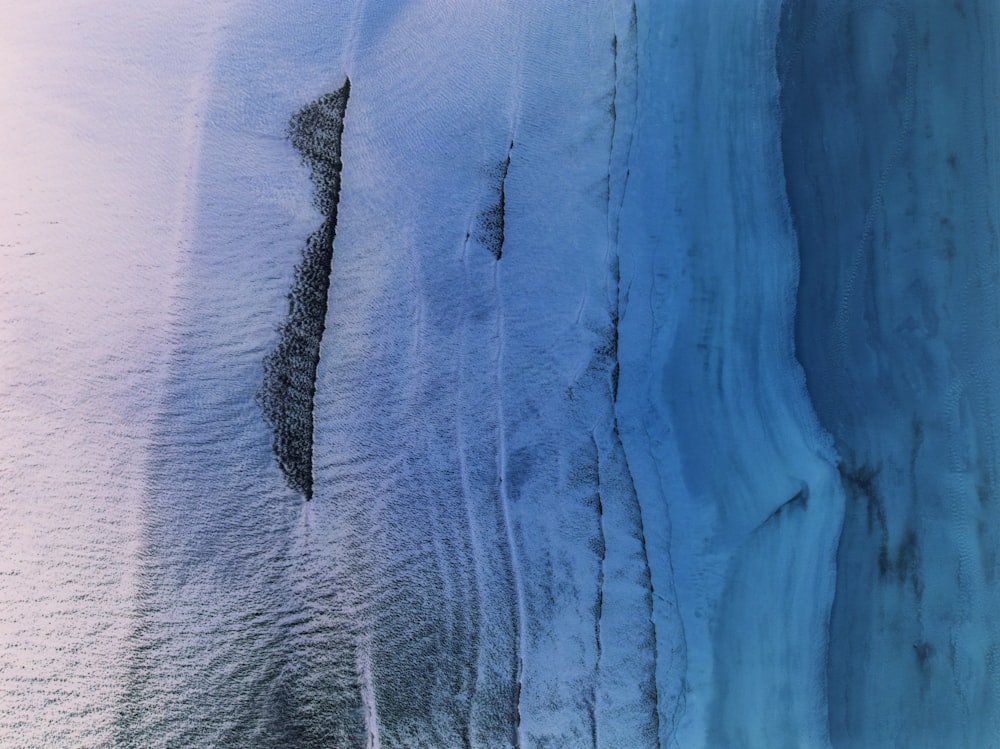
619, 1, 842, 745
0, 2, 226, 745
2, 0, 1000, 746
781, 1, 1000, 745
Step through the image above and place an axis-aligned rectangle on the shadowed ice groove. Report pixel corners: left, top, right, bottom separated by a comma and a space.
781, 0, 1000, 745
494, 2, 662, 744
615, 3, 694, 745
594, 4, 662, 746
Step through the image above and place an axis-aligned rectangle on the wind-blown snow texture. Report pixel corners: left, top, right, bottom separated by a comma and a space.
37, 0, 995, 746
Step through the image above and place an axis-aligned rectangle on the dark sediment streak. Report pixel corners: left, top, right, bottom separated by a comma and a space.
478, 142, 513, 260
258, 79, 350, 500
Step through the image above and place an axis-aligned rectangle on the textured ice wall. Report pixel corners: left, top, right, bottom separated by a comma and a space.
618, 0, 844, 746
780, 0, 1000, 745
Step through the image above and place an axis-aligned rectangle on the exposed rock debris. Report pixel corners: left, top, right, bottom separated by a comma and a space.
258, 79, 350, 500
478, 141, 513, 260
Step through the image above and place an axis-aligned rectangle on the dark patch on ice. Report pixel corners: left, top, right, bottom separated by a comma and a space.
889, 529, 921, 591
477, 142, 513, 260
756, 480, 810, 532
608, 276, 621, 399
258, 79, 350, 500
908, 416, 925, 504
839, 462, 924, 598
590, 432, 607, 663
979, 514, 997, 585
913, 639, 934, 675
978, 481, 992, 506
839, 462, 883, 533
505, 446, 535, 504
608, 34, 619, 128
590, 296, 622, 401
588, 701, 598, 749
512, 675, 522, 731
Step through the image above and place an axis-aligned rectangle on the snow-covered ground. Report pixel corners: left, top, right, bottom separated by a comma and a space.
2, 0, 999, 746
0, 2, 225, 745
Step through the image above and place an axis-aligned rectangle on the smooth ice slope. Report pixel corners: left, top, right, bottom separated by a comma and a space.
781, 1, 1000, 745
618, 0, 844, 746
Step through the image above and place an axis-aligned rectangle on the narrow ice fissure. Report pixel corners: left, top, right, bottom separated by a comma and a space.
497, 144, 511, 260
604, 6, 662, 744
590, 431, 606, 749
494, 254, 525, 749
615, 422, 662, 717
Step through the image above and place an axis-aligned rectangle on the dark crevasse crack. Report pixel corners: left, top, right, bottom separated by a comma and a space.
589, 431, 606, 749
477, 141, 513, 260
258, 79, 350, 500
592, 312, 662, 745
602, 6, 662, 745
606, 3, 639, 251
611, 417, 662, 748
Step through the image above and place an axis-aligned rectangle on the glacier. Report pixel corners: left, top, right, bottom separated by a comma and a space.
1, 0, 999, 747
781, 1, 1000, 746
